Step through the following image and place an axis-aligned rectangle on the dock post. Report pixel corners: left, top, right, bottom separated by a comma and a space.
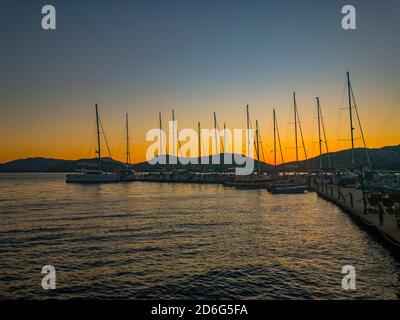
320, 175, 323, 192
361, 173, 368, 215
378, 202, 384, 226
349, 193, 354, 208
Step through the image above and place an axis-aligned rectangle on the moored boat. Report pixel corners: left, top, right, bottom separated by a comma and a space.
66, 169, 119, 183
224, 174, 272, 189
270, 184, 307, 194
66, 104, 119, 184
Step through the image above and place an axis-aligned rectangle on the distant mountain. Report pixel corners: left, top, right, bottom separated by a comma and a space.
285, 145, 400, 171
0, 157, 126, 173
130, 154, 272, 172
0, 145, 399, 172
0, 154, 271, 173
0, 158, 74, 172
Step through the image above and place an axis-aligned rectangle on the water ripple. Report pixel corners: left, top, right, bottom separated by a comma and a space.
1, 173, 400, 299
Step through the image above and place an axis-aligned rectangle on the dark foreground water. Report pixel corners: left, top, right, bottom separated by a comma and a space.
1, 173, 400, 299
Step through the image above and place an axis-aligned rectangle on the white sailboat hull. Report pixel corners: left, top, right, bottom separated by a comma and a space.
66, 172, 119, 183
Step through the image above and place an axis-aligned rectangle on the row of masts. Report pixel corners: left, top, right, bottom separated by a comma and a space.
153, 94, 327, 173
99, 72, 371, 172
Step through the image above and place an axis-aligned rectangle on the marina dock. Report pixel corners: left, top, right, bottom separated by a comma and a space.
310, 181, 400, 246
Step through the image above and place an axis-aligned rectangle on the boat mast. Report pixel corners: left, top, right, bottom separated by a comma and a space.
172, 109, 176, 162
172, 109, 182, 163
318, 98, 332, 169
316, 97, 322, 170
347, 71, 355, 168
320, 109, 331, 169
256, 120, 261, 174
276, 114, 284, 166
223, 123, 226, 155
125, 112, 131, 165
293, 92, 298, 162
213, 112, 218, 156
273, 109, 285, 174
198, 121, 201, 165
273, 109, 277, 169
95, 104, 101, 171
349, 76, 373, 171
159, 112, 163, 159
295, 96, 309, 168
246, 104, 250, 156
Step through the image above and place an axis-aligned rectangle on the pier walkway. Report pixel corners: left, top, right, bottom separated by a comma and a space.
311, 182, 400, 246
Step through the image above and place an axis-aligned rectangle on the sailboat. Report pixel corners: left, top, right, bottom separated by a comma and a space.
331, 71, 372, 187
265, 109, 286, 191
66, 104, 119, 183
224, 105, 271, 188
269, 93, 308, 194
119, 112, 137, 181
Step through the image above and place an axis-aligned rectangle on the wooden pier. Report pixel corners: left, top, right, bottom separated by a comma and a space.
310, 181, 400, 246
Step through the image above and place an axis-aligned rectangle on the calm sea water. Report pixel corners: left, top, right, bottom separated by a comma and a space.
0, 173, 399, 299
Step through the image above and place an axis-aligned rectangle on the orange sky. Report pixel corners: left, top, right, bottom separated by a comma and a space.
1, 80, 399, 165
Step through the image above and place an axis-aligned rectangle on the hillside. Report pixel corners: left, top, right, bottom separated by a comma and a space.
286, 145, 400, 171
0, 157, 126, 173
0, 145, 399, 172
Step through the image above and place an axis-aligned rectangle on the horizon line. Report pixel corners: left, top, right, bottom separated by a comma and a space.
1, 144, 399, 166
